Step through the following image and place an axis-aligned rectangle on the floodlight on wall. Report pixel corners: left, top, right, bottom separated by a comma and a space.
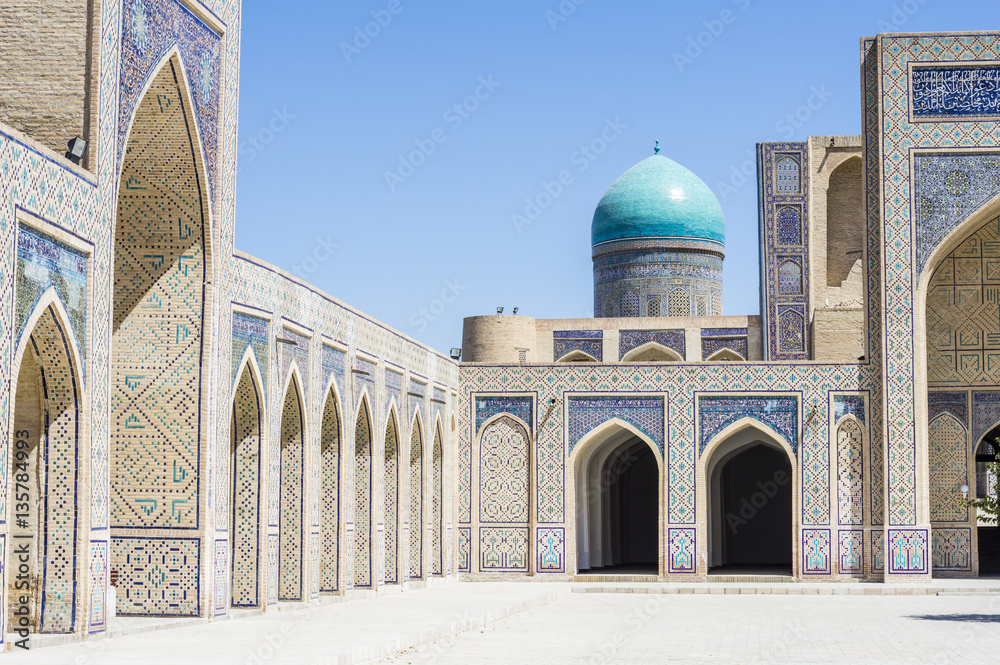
497, 307, 504, 315
450, 348, 462, 361
276, 337, 298, 345
67, 136, 88, 164
513, 308, 519, 315
961, 484, 970, 500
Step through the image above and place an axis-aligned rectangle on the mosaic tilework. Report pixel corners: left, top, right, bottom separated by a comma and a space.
836, 419, 864, 527
384, 416, 400, 584
915, 156, 1000, 276
838, 530, 864, 575
926, 216, 1000, 387
279, 328, 310, 397
111, 60, 205, 530
568, 397, 665, 455
319, 391, 340, 593
479, 417, 530, 524
702, 336, 748, 360
833, 395, 867, 426
872, 530, 885, 575
112, 538, 200, 616
279, 381, 304, 601
408, 379, 426, 426
619, 330, 685, 359
534, 527, 563, 573
458, 527, 471, 573
409, 421, 424, 579
384, 369, 403, 424
214, 540, 227, 616
354, 402, 373, 588
479, 527, 528, 572
932, 527, 973, 572
354, 356, 376, 406
888, 530, 930, 575
232, 313, 268, 395
554, 338, 603, 362
474, 396, 533, 434
231, 367, 261, 607
911, 65, 1000, 121
266, 535, 278, 605
698, 396, 797, 455
119, 0, 221, 197
758, 145, 809, 360
88, 542, 108, 633
15, 223, 88, 370
972, 390, 1000, 443
667, 528, 696, 574
928, 391, 968, 425
322, 345, 347, 404
431, 426, 444, 576
928, 414, 969, 523
803, 529, 831, 575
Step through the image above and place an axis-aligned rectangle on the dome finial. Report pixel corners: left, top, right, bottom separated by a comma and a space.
654, 140, 660, 155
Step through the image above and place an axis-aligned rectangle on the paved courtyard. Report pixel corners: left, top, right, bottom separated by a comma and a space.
4, 583, 999, 664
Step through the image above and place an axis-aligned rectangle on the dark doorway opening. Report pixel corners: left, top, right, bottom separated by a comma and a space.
712, 443, 792, 573
976, 438, 1000, 576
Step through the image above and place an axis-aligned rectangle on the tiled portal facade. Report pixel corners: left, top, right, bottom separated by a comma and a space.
1, 0, 999, 646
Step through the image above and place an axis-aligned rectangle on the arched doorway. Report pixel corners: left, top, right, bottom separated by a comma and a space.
319, 387, 341, 593
431, 422, 444, 576
231, 362, 262, 608
408, 416, 424, 580
278, 373, 304, 601
383, 410, 400, 584
7, 301, 82, 633
574, 424, 660, 575
110, 54, 212, 615
354, 397, 374, 588
706, 428, 793, 575
975, 436, 1000, 576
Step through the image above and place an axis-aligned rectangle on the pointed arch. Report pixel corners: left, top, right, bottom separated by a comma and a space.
230, 363, 263, 607
232, 343, 266, 411
278, 368, 305, 601
570, 418, 663, 467
704, 348, 746, 362
556, 349, 599, 363
408, 411, 425, 580
110, 52, 214, 616
319, 377, 342, 593
928, 413, 969, 523
431, 417, 445, 576
826, 156, 864, 286
620, 342, 683, 363
835, 416, 865, 528
7, 300, 83, 632
354, 395, 375, 588
383, 407, 401, 584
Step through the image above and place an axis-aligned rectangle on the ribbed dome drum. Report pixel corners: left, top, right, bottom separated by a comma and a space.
592, 154, 726, 319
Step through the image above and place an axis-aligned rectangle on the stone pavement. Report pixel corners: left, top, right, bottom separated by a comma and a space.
373, 585, 1000, 665
5, 581, 1000, 664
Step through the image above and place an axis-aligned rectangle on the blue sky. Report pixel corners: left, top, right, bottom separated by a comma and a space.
236, 0, 994, 353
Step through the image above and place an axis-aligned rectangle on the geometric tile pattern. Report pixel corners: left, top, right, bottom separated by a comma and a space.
932, 527, 973, 572
698, 396, 798, 456
112, 538, 200, 617
554, 338, 603, 362
119, 0, 221, 198
319, 391, 340, 593
887, 530, 929, 575
479, 527, 528, 572
928, 390, 968, 425
384, 415, 399, 584
568, 397, 665, 455
230, 368, 261, 607
667, 528, 696, 574
479, 417, 529, 523
836, 419, 864, 527
838, 530, 864, 575
911, 65, 1000, 121
928, 414, 968, 523
88, 541, 108, 633
408, 421, 423, 580
232, 313, 268, 395
278, 381, 304, 601
458, 527, 471, 573
833, 394, 866, 426
354, 401, 373, 588
619, 330, 685, 360
972, 390, 1000, 444
474, 396, 533, 434
758, 144, 809, 360
214, 540, 227, 616
431, 426, 443, 576
110, 61, 205, 531
802, 529, 831, 575
537, 527, 564, 573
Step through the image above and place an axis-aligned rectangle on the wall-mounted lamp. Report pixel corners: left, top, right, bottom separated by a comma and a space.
497, 307, 504, 315
67, 136, 88, 164
450, 348, 462, 361
513, 307, 519, 315
276, 337, 298, 345
961, 484, 970, 501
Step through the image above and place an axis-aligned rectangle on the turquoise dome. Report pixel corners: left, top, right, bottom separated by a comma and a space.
592, 155, 725, 246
